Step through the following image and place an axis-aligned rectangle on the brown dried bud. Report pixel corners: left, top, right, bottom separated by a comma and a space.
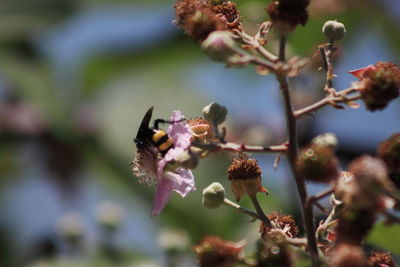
367, 250, 395, 267
296, 144, 340, 183
329, 243, 367, 267
256, 234, 295, 267
227, 153, 268, 201
174, 0, 225, 42
266, 0, 310, 34
193, 236, 244, 267
336, 208, 376, 245
350, 61, 400, 111
210, 1, 241, 30
378, 133, 400, 173
346, 155, 391, 209
260, 212, 299, 239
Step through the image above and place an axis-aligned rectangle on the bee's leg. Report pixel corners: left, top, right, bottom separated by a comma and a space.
153, 118, 185, 129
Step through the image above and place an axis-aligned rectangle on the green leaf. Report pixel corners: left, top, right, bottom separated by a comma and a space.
366, 221, 400, 254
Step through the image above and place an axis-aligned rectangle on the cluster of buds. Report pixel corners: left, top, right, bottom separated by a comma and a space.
350, 61, 400, 111
296, 133, 340, 183
193, 236, 244, 267
174, 0, 241, 42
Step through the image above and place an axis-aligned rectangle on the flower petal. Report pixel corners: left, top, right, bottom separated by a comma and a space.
164, 168, 196, 197
168, 111, 192, 149
348, 64, 375, 79
151, 177, 174, 216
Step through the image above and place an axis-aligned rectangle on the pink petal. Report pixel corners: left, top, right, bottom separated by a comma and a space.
348, 64, 375, 79
164, 169, 196, 197
168, 111, 192, 149
151, 177, 174, 216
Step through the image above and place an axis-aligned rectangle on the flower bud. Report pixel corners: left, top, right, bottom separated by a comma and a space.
296, 144, 340, 183
311, 133, 338, 150
201, 31, 237, 62
322, 20, 346, 42
202, 102, 228, 125
193, 236, 244, 267
349, 62, 400, 111
202, 182, 226, 209
378, 133, 400, 174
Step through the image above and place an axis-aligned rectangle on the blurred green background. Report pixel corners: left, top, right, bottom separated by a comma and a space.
0, 0, 399, 266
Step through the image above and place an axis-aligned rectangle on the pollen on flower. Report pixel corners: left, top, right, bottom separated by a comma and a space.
131, 146, 159, 185
187, 117, 215, 142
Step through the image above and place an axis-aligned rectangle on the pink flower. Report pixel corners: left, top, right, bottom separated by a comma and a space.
151, 111, 195, 216
132, 110, 195, 216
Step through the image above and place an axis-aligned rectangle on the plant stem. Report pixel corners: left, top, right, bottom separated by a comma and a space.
223, 198, 271, 225
276, 35, 321, 267
249, 194, 272, 226
191, 142, 288, 153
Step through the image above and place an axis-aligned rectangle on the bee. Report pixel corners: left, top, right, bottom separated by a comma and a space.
134, 107, 183, 156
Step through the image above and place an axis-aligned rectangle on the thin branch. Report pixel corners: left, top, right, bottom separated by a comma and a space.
277, 35, 321, 267
223, 198, 268, 224
307, 188, 334, 204
191, 141, 288, 153
294, 87, 361, 119
249, 194, 272, 226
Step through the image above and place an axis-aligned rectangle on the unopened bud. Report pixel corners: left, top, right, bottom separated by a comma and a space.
57, 213, 85, 243
322, 20, 346, 42
202, 102, 227, 125
202, 182, 225, 209
311, 133, 338, 150
201, 31, 237, 62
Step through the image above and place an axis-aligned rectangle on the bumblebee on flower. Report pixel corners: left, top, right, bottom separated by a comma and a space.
131, 108, 196, 216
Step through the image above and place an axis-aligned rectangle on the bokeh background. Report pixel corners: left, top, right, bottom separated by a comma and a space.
0, 0, 399, 266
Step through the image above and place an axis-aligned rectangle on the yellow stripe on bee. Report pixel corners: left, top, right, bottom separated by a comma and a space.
158, 138, 174, 152
152, 130, 167, 143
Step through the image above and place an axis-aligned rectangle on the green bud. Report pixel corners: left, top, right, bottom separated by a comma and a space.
311, 133, 338, 150
202, 102, 227, 125
202, 182, 225, 209
95, 201, 124, 231
322, 20, 346, 42
201, 31, 237, 62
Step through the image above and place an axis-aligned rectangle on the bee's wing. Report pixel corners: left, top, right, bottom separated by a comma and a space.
136, 107, 154, 138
